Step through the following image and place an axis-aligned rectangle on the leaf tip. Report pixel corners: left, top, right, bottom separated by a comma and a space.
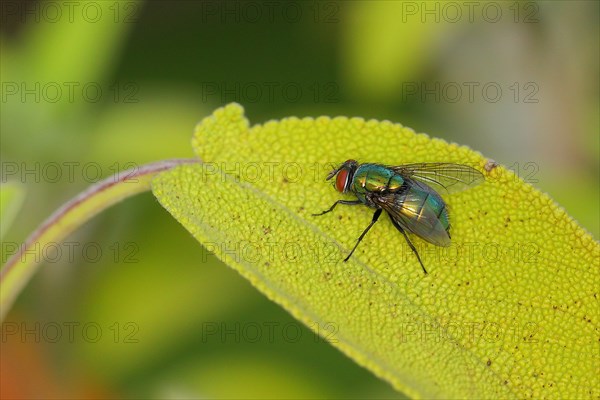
192, 102, 250, 156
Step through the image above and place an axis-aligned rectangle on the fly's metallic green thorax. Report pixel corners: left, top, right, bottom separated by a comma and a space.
315, 159, 484, 274
351, 164, 405, 202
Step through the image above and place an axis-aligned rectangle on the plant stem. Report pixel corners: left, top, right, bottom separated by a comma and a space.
0, 158, 199, 321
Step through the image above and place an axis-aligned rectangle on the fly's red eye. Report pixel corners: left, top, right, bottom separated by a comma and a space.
335, 169, 349, 192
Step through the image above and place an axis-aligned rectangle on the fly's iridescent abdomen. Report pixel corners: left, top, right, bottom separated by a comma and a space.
392, 178, 451, 247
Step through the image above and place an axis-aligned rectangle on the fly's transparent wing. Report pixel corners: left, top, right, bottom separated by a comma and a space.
372, 183, 451, 247
390, 163, 484, 194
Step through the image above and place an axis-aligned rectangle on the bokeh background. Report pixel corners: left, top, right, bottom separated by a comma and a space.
1, 1, 598, 398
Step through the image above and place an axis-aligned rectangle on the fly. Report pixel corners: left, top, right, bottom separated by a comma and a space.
313, 160, 484, 274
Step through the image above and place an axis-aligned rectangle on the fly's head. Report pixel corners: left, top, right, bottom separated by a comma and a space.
326, 159, 358, 193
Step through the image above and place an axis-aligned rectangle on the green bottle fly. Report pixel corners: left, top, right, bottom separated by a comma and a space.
314, 160, 484, 273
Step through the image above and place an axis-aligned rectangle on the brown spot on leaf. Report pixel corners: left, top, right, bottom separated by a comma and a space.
484, 159, 498, 172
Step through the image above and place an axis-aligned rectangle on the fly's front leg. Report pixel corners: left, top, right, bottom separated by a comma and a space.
344, 208, 382, 262
312, 200, 362, 216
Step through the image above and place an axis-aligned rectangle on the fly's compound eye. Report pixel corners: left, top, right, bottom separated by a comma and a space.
335, 168, 350, 192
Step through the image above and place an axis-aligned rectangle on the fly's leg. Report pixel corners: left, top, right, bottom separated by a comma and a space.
343, 208, 382, 262
389, 216, 428, 274
312, 200, 362, 216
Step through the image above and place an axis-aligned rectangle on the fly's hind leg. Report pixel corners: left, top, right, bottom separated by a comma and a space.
344, 208, 382, 262
312, 200, 362, 216
389, 216, 428, 274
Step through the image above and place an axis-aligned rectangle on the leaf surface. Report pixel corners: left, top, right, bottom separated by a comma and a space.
152, 103, 600, 398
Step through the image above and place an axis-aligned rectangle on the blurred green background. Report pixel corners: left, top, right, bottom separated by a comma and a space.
1, 1, 598, 398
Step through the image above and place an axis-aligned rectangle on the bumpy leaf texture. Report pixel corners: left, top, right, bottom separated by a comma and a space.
152, 103, 599, 399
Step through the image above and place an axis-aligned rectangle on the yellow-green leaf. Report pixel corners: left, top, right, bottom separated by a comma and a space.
151, 103, 600, 398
